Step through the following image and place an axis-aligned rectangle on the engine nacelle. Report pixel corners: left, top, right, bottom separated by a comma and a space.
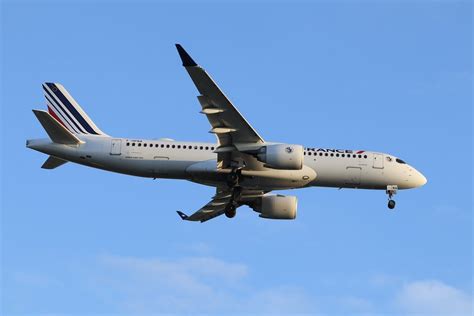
253, 194, 298, 220
256, 144, 304, 170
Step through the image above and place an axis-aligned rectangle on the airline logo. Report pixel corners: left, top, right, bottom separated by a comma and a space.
309, 148, 366, 154
42, 82, 103, 135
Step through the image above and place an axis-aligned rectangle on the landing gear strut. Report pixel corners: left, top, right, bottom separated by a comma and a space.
225, 162, 245, 219
227, 167, 242, 188
386, 185, 398, 210
224, 187, 242, 219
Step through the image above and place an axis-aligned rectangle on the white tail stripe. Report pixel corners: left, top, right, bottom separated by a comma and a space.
55, 84, 104, 135
47, 101, 79, 133
45, 94, 82, 134
43, 84, 88, 134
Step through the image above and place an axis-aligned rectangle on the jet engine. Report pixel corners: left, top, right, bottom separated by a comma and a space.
251, 194, 298, 220
256, 144, 304, 170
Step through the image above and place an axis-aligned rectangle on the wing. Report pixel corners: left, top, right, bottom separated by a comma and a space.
177, 187, 264, 223
176, 44, 264, 151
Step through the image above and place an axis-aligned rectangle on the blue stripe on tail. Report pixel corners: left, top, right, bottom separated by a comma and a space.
43, 86, 84, 134
44, 83, 99, 135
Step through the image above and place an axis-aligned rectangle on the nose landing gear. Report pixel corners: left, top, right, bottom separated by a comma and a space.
388, 199, 396, 209
386, 185, 398, 210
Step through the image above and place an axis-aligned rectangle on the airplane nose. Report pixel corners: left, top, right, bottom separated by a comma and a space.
414, 170, 427, 187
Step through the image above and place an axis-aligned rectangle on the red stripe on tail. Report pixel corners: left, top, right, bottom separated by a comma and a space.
48, 106, 67, 129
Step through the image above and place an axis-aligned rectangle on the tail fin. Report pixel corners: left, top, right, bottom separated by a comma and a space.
42, 82, 106, 135
32, 110, 83, 145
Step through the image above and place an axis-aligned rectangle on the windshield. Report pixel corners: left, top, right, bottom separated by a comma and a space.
396, 158, 406, 164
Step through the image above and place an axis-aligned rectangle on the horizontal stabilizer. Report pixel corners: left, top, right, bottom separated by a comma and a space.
42, 156, 68, 169
33, 110, 82, 145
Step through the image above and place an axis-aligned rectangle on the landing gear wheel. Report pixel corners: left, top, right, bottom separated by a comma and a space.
388, 199, 396, 209
386, 185, 398, 210
225, 206, 236, 218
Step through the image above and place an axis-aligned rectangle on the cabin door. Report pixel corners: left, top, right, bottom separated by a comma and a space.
373, 153, 384, 169
110, 139, 122, 155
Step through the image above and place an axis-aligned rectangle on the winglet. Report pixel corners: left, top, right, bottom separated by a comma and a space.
176, 211, 189, 220
175, 44, 197, 67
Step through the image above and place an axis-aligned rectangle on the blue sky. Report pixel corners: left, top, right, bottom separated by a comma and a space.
1, 1, 472, 315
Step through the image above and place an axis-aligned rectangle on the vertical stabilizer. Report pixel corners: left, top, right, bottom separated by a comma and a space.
42, 82, 107, 135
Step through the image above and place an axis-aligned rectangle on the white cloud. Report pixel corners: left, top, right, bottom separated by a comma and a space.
96, 254, 316, 314
395, 280, 473, 316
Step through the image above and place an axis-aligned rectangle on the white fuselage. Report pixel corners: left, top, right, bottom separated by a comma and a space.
27, 135, 427, 191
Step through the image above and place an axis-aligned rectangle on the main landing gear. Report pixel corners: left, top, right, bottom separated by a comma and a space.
224, 186, 242, 219
225, 205, 236, 218
386, 185, 398, 210
227, 167, 243, 188
225, 161, 246, 219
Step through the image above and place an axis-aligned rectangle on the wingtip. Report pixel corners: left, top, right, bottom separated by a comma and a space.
176, 210, 189, 220
175, 44, 197, 67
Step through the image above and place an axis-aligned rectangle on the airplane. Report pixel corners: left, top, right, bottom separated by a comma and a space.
26, 44, 427, 223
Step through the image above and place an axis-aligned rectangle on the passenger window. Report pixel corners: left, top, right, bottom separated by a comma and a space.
172, 145, 175, 148
358, 154, 362, 158
166, 144, 170, 148
341, 154, 345, 157
211, 147, 215, 150
336, 153, 339, 157
352, 154, 356, 158
330, 153, 334, 157
126, 142, 130, 146
132, 143, 135, 146
205, 146, 209, 150
324, 153, 328, 156
364, 155, 367, 159
138, 143, 142, 147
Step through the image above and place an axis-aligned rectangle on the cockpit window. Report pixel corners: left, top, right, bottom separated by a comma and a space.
396, 158, 406, 164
